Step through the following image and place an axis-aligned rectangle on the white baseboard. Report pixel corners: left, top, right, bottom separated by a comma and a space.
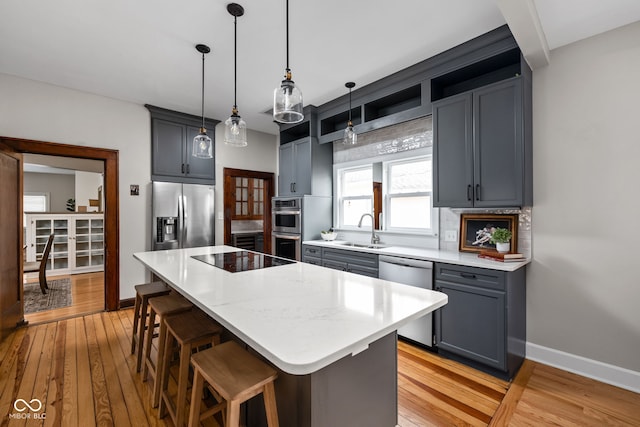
526, 342, 640, 394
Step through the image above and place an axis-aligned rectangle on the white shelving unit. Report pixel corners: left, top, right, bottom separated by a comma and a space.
25, 213, 104, 275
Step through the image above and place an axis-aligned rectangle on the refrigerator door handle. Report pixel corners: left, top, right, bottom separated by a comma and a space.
181, 194, 188, 245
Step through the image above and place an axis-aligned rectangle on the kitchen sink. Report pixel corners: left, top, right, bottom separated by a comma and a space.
335, 242, 387, 249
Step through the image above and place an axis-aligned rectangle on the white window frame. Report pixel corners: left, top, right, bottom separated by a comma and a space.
333, 148, 438, 236
24, 192, 50, 212
336, 165, 373, 230
383, 155, 438, 235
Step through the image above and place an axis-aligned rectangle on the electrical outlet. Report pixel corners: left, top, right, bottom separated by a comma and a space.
445, 230, 457, 242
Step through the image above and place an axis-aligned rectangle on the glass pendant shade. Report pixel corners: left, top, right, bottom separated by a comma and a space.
343, 81, 357, 145
193, 43, 213, 159
224, 112, 247, 147
226, 3, 247, 147
273, 0, 303, 124
193, 128, 213, 158
274, 74, 303, 123
343, 122, 357, 145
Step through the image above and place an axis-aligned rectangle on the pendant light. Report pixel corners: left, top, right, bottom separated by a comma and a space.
224, 3, 247, 147
273, 0, 303, 124
192, 44, 213, 158
343, 82, 357, 145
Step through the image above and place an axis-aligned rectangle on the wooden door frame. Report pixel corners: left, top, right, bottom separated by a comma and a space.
0, 142, 23, 339
0, 136, 120, 311
223, 168, 274, 254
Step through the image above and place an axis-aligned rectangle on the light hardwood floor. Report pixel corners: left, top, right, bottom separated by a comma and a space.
1, 310, 638, 426
23, 272, 105, 325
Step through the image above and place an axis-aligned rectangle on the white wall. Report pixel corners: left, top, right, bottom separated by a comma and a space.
0, 72, 278, 300
23, 172, 75, 212
74, 170, 103, 212
0, 73, 151, 299
213, 126, 278, 244
530, 21, 640, 372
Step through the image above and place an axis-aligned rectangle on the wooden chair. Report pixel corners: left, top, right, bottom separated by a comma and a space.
23, 233, 54, 294
158, 309, 223, 427
130, 281, 172, 372
188, 341, 279, 427
142, 294, 193, 408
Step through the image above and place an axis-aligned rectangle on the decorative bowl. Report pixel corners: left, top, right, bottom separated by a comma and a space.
321, 232, 337, 241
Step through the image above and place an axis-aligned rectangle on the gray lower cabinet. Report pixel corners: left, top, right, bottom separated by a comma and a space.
302, 245, 378, 278
435, 263, 526, 380
433, 77, 531, 208
302, 245, 322, 266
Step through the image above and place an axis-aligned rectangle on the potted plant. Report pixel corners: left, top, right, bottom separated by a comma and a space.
490, 227, 512, 253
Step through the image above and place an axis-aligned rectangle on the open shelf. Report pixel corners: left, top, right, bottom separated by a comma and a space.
320, 107, 362, 137
364, 84, 422, 122
431, 48, 521, 101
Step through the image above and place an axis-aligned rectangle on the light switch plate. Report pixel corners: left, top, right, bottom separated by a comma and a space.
445, 230, 457, 242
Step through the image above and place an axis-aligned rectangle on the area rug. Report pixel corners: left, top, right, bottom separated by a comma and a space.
24, 278, 73, 314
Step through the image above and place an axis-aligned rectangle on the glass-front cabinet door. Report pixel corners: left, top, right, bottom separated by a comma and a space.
26, 213, 104, 275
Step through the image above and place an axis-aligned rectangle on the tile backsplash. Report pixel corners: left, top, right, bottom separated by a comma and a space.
440, 207, 532, 257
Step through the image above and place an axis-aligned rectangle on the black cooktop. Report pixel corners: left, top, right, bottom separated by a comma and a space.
191, 251, 295, 273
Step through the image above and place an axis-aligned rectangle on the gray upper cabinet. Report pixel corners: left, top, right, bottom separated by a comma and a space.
146, 105, 220, 185
278, 106, 333, 197
433, 77, 530, 208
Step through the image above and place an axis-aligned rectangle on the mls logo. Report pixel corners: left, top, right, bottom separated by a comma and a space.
9, 399, 46, 419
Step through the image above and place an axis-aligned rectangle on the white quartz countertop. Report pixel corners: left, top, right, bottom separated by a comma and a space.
303, 240, 530, 272
134, 246, 448, 375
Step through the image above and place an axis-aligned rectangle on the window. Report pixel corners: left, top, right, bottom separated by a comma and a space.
337, 166, 372, 227
232, 177, 264, 219
384, 157, 435, 233
334, 151, 438, 235
24, 193, 49, 212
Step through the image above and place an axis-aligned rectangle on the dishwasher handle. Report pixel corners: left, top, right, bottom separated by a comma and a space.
378, 255, 433, 270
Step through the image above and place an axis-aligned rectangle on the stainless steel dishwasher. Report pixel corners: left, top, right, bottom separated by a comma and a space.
378, 255, 434, 347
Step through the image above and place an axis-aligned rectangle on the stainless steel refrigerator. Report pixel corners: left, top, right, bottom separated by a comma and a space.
152, 182, 214, 250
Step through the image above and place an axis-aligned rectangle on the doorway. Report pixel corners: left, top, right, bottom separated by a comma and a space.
223, 168, 275, 254
22, 154, 106, 323
0, 137, 119, 328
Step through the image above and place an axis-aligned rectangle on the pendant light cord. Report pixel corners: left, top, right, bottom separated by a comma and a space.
348, 88, 352, 123
234, 15, 238, 109
201, 52, 205, 129
285, 0, 290, 71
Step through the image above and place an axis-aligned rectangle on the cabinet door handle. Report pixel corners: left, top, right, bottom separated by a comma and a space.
186, 164, 190, 174
460, 272, 477, 279
475, 184, 480, 201
467, 185, 472, 201
181, 163, 185, 174
290, 183, 294, 193
293, 182, 296, 192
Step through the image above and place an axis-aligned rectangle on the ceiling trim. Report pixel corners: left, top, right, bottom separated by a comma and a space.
497, 0, 550, 69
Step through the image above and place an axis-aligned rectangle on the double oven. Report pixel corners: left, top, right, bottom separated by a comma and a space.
271, 196, 332, 261
272, 197, 302, 261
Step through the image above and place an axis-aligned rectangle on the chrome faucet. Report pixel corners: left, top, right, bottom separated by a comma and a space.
358, 213, 380, 245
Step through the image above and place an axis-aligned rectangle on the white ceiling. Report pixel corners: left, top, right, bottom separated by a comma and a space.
1, 0, 639, 135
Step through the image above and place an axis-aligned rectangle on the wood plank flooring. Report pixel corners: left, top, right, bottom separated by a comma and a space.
24, 272, 105, 325
1, 310, 639, 426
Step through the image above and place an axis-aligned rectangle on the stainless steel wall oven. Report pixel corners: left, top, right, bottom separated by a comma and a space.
271, 196, 332, 261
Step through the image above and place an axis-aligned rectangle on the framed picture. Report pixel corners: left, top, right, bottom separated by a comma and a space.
459, 213, 519, 253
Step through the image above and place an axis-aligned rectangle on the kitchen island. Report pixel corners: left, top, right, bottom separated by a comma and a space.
134, 245, 447, 427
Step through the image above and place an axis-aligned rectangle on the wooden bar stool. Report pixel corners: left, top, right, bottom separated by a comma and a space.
131, 281, 171, 372
188, 341, 279, 427
142, 293, 193, 408
159, 309, 223, 427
